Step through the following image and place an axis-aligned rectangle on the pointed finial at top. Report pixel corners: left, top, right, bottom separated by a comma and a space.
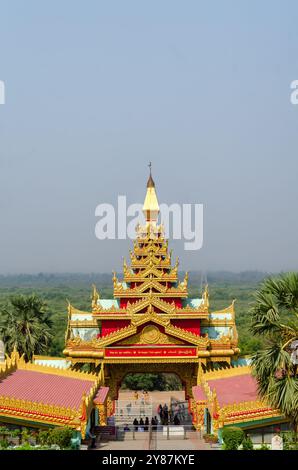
147, 162, 155, 188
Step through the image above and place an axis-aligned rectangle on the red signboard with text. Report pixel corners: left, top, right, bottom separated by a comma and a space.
105, 347, 197, 357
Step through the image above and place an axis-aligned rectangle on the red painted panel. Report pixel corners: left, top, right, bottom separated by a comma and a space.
171, 319, 200, 336
101, 320, 130, 337
120, 298, 138, 308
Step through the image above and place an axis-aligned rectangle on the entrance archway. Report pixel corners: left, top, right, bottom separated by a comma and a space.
103, 362, 198, 422
113, 371, 194, 427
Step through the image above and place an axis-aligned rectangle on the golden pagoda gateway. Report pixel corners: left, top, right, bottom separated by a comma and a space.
0, 168, 288, 445
63, 168, 240, 414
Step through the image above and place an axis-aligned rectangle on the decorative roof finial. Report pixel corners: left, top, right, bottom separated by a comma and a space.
147, 162, 155, 188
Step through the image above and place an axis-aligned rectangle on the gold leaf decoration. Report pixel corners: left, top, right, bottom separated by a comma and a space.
118, 325, 184, 345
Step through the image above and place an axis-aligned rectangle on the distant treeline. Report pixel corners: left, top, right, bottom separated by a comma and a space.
0, 270, 280, 357
0, 270, 274, 288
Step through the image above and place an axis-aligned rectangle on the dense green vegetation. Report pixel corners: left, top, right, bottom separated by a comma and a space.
0, 271, 273, 358
122, 373, 182, 391
0, 294, 53, 360
221, 426, 244, 450
251, 272, 298, 428
0, 425, 74, 450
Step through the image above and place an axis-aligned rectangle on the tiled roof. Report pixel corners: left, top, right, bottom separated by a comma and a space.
192, 386, 206, 401
93, 386, 109, 404
0, 369, 95, 410
208, 374, 258, 406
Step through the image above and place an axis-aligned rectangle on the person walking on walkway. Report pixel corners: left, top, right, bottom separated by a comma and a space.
133, 418, 139, 431
144, 417, 149, 431
158, 403, 163, 423
163, 404, 169, 425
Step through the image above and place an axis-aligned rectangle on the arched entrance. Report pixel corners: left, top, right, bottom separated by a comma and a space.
110, 369, 194, 427
103, 362, 199, 421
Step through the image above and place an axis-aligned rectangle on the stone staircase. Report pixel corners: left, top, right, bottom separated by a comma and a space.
114, 399, 153, 425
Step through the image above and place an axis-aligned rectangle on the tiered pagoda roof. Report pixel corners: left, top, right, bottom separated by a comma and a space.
63, 170, 240, 365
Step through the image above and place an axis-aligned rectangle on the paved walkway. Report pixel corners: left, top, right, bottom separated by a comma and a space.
95, 391, 216, 451
97, 432, 150, 451
95, 430, 214, 451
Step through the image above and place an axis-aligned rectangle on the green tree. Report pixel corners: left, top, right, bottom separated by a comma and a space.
222, 426, 244, 450
0, 294, 53, 360
48, 427, 73, 448
250, 273, 298, 428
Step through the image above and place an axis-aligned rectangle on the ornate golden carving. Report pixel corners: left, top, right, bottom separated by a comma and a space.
0, 350, 105, 436
92, 284, 100, 311
202, 285, 209, 311
118, 325, 184, 345
97, 403, 107, 426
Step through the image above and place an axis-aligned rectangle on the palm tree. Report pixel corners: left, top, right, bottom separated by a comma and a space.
0, 294, 53, 361
251, 272, 298, 429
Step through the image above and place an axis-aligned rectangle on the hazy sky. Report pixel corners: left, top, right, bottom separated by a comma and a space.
0, 1, 298, 274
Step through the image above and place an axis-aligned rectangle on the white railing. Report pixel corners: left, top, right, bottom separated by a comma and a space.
114, 399, 154, 423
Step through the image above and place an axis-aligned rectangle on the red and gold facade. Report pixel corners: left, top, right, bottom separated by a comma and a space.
63, 172, 240, 408
0, 348, 108, 437
191, 366, 286, 438
0, 170, 285, 437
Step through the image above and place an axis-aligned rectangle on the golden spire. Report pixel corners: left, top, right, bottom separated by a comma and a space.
202, 284, 209, 310
143, 162, 159, 225
91, 285, 99, 310
147, 162, 155, 188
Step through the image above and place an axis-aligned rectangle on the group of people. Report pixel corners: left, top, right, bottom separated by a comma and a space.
124, 416, 158, 432
157, 403, 169, 425
172, 401, 186, 422
157, 402, 185, 425
121, 394, 186, 432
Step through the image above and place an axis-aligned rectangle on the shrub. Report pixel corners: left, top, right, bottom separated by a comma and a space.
10, 429, 20, 439
38, 430, 50, 446
242, 436, 254, 450
258, 443, 270, 450
21, 428, 30, 444
48, 427, 73, 449
0, 427, 9, 437
0, 438, 9, 449
281, 431, 298, 450
222, 427, 244, 450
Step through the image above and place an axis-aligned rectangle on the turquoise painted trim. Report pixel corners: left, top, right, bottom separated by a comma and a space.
95, 408, 99, 427
201, 326, 230, 339
210, 313, 232, 320
182, 298, 203, 308
98, 299, 120, 309
222, 416, 288, 430
217, 428, 223, 444
0, 415, 54, 429
72, 327, 100, 341
33, 358, 71, 369
204, 407, 208, 432
231, 356, 252, 366
86, 418, 92, 435
71, 313, 93, 321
